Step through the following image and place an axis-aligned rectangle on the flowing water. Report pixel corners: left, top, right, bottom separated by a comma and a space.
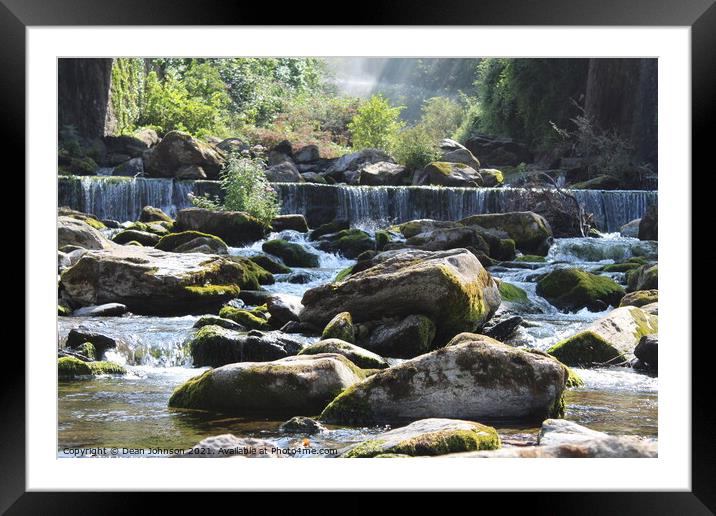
58, 224, 657, 457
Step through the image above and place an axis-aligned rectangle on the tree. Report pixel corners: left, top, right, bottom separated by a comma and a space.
348, 95, 404, 150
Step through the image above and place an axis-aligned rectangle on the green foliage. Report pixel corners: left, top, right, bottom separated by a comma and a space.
191, 155, 280, 226
419, 96, 465, 140
58, 125, 82, 156
392, 125, 440, 170
110, 58, 145, 134
348, 95, 405, 151
474, 58, 589, 147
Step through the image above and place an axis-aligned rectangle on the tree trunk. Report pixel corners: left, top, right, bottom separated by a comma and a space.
58, 58, 114, 140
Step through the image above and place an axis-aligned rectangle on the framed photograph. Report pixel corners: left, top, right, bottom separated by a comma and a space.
6, 0, 711, 510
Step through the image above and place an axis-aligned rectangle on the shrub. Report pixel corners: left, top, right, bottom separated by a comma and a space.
419, 96, 465, 140
348, 95, 405, 151
392, 125, 440, 170
191, 155, 280, 226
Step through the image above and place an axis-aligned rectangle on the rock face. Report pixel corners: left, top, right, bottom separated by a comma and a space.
536, 268, 625, 312
627, 264, 658, 292
168, 353, 366, 416
58, 216, 113, 250
59, 246, 242, 315
271, 214, 309, 233
638, 204, 658, 241
188, 326, 305, 367
175, 208, 267, 246
439, 139, 482, 170
359, 162, 409, 186
326, 148, 393, 176
144, 131, 225, 178
547, 306, 658, 367
299, 339, 389, 369
417, 162, 483, 187
320, 333, 567, 425
460, 212, 553, 256
300, 249, 501, 344
265, 161, 304, 182
342, 418, 501, 458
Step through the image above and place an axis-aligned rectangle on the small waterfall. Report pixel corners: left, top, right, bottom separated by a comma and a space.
58, 176, 656, 230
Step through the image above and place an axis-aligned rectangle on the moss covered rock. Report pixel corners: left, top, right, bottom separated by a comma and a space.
301, 249, 500, 345
113, 229, 161, 247
59, 246, 243, 316
174, 207, 267, 246
248, 254, 291, 274
58, 216, 114, 250
405, 227, 490, 255
497, 281, 529, 304
320, 333, 567, 425
626, 264, 658, 292
479, 169, 504, 187
315, 229, 376, 259
460, 211, 553, 256
193, 315, 245, 332
547, 306, 658, 367
168, 353, 366, 416
262, 239, 320, 268
515, 254, 547, 263
342, 418, 501, 457
420, 162, 483, 187
397, 219, 461, 239
321, 312, 355, 343
144, 130, 225, 179
155, 230, 229, 255
271, 214, 309, 233
299, 338, 388, 369
619, 289, 658, 308
58, 356, 126, 380
536, 268, 625, 312
139, 205, 173, 223
309, 219, 349, 241
219, 306, 271, 331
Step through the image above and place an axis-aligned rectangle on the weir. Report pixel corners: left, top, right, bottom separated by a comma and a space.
58, 176, 657, 232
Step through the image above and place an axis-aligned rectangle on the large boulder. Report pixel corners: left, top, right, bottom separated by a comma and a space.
638, 204, 658, 241
299, 339, 389, 370
405, 227, 490, 254
397, 219, 462, 239
59, 246, 243, 315
438, 139, 481, 170
168, 353, 367, 416
266, 294, 304, 326
315, 229, 376, 259
536, 268, 625, 312
321, 312, 355, 343
144, 131, 225, 178
183, 434, 279, 458
187, 326, 305, 367
326, 149, 393, 176
155, 230, 229, 255
619, 289, 658, 308
627, 263, 658, 292
65, 328, 117, 357
547, 306, 658, 367
417, 162, 483, 187
359, 162, 409, 186
265, 161, 304, 183
341, 418, 500, 457
538, 419, 608, 446
112, 229, 161, 247
444, 437, 657, 458
300, 249, 501, 344
139, 206, 173, 223
634, 334, 658, 372
620, 218, 641, 238
460, 212, 553, 256
320, 333, 567, 425
271, 214, 309, 233
58, 216, 113, 250
175, 208, 267, 247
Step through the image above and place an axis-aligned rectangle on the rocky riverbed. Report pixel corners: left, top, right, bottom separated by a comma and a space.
57, 203, 658, 458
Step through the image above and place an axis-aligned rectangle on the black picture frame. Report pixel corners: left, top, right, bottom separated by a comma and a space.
4, 0, 711, 511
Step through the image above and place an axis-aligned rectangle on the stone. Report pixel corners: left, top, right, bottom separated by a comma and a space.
316, 229, 376, 259
175, 208, 268, 246
321, 312, 355, 343
265, 161, 303, 183
216, 138, 249, 155
139, 206, 173, 223
359, 161, 409, 186
293, 145, 320, 163
72, 303, 127, 317
326, 148, 394, 176
144, 130, 225, 178
58, 216, 113, 250
266, 294, 304, 326
183, 434, 279, 458
547, 306, 658, 367
112, 229, 160, 247
460, 211, 553, 256
627, 264, 658, 292
59, 246, 243, 316
271, 214, 309, 233
300, 249, 500, 344
155, 231, 229, 255
320, 333, 567, 425
168, 353, 367, 416
619, 289, 658, 308
193, 315, 245, 332
58, 357, 126, 380
262, 239, 320, 268
538, 419, 608, 446
638, 204, 658, 241
443, 437, 657, 458
464, 135, 533, 167
620, 219, 641, 238
65, 328, 117, 357
112, 157, 144, 177
536, 268, 625, 312
299, 339, 389, 369
342, 418, 500, 458
634, 334, 658, 371
360, 314, 436, 359
279, 416, 326, 434
418, 162, 482, 187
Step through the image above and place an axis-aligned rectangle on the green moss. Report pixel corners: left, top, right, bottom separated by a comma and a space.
547, 330, 624, 367
219, 305, 271, 331
430, 162, 454, 175
58, 356, 126, 379
322, 229, 376, 259
515, 254, 546, 262
126, 240, 143, 246
168, 369, 215, 409
319, 384, 373, 425
184, 284, 241, 298
498, 281, 528, 303
619, 289, 658, 308
565, 367, 584, 388
334, 265, 355, 282
155, 230, 227, 252
58, 303, 72, 316
248, 255, 291, 274
343, 440, 388, 458
322, 312, 355, 343
88, 361, 127, 375
262, 239, 320, 267
375, 230, 392, 251
599, 262, 642, 273
77, 342, 96, 361
83, 218, 106, 230
629, 306, 658, 340
226, 257, 274, 288
536, 268, 625, 311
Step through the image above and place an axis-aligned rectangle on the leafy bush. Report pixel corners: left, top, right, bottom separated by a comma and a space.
392, 125, 440, 170
419, 96, 465, 140
348, 95, 404, 151
191, 155, 280, 225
